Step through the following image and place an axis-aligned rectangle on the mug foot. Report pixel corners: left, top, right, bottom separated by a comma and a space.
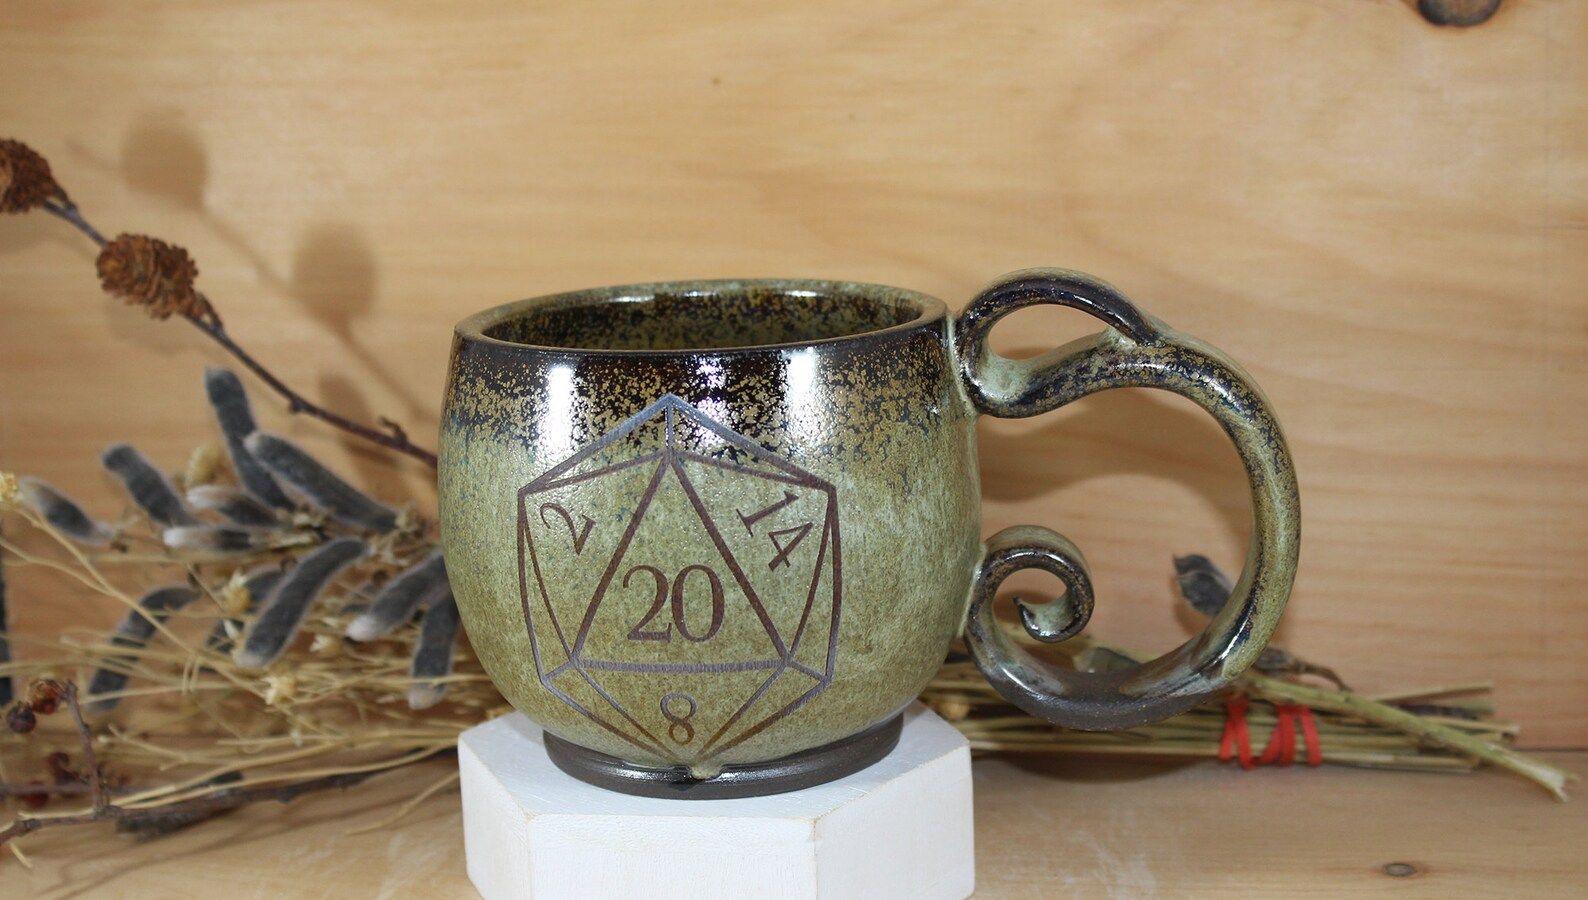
542, 714, 904, 800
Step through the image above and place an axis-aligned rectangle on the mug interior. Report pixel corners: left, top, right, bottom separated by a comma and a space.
467, 280, 941, 352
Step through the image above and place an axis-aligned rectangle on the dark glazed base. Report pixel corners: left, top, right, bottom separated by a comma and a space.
543, 715, 905, 800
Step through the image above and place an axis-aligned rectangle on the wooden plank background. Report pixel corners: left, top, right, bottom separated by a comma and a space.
1, 1, 1584, 745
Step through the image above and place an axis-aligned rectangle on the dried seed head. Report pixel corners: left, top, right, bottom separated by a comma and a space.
95, 233, 213, 321
183, 442, 225, 489
6, 702, 36, 734
26, 678, 65, 715
219, 569, 254, 617
934, 698, 971, 722
263, 672, 297, 707
0, 139, 62, 214
0, 471, 19, 508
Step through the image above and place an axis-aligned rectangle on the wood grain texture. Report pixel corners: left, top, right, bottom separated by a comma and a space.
1, 2, 1586, 741
8, 753, 1587, 897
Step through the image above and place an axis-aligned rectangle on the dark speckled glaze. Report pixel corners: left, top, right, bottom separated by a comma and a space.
439, 269, 1299, 795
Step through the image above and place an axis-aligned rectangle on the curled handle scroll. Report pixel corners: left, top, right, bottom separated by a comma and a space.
958, 269, 1301, 730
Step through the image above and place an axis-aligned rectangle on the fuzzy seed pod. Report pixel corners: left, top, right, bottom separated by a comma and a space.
203, 368, 293, 509
234, 537, 366, 670
86, 585, 200, 711
244, 432, 398, 532
96, 233, 213, 321
161, 524, 282, 558
0, 139, 61, 215
185, 484, 280, 527
206, 567, 284, 653
1172, 554, 1233, 618
101, 444, 195, 527
17, 477, 113, 545
408, 591, 460, 710
346, 550, 447, 642
1417, 0, 1502, 27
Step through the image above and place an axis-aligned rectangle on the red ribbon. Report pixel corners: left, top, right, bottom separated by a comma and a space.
1219, 697, 1321, 768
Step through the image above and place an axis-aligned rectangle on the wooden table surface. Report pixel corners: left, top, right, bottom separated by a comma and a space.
9, 751, 1584, 898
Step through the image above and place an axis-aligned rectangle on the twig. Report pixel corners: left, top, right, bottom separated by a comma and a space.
190, 317, 437, 468
63, 683, 105, 812
37, 196, 437, 469
1247, 673, 1575, 801
0, 766, 398, 847
0, 681, 447, 848
39, 195, 106, 247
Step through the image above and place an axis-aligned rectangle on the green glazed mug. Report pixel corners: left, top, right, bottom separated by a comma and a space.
439, 269, 1299, 798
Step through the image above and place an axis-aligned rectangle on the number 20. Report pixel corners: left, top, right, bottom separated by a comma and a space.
624, 564, 725, 642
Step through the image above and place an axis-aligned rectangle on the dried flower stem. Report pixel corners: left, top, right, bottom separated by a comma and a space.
37, 196, 437, 469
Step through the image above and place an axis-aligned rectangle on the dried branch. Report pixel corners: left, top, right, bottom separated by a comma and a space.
64, 684, 105, 812
0, 680, 447, 846
28, 167, 436, 469
189, 317, 437, 469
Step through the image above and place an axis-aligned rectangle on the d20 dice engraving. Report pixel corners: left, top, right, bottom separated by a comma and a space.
516, 395, 841, 763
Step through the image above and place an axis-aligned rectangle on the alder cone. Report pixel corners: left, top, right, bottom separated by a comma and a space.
0, 138, 61, 214
96, 233, 213, 320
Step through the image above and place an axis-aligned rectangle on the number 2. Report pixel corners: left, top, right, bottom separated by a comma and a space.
624, 565, 671, 641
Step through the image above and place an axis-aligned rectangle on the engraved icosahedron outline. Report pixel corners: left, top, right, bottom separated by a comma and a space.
515, 394, 842, 762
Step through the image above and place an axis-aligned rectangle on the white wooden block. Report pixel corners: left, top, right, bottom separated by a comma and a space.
459, 703, 974, 900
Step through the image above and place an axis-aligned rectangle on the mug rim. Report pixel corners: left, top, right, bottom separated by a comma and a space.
454, 278, 950, 356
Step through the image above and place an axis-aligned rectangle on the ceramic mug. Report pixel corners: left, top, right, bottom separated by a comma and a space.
439, 269, 1299, 798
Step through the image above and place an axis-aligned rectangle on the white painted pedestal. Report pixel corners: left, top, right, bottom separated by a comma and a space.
459, 703, 974, 900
